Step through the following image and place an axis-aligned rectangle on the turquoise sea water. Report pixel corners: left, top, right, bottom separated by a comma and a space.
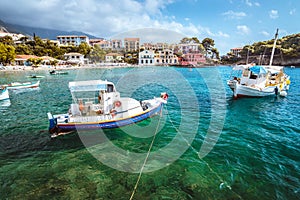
0, 66, 299, 199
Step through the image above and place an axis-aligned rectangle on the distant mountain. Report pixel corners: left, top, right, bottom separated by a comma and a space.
0, 19, 99, 40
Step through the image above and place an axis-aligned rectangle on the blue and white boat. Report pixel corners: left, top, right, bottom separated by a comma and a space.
47, 80, 168, 137
0, 86, 9, 101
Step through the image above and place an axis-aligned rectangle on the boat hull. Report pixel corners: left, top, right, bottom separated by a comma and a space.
6, 81, 40, 90
0, 87, 9, 100
48, 103, 163, 136
227, 79, 289, 98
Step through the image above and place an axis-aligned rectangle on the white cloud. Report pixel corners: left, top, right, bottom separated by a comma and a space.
260, 31, 270, 37
237, 25, 250, 35
269, 10, 279, 19
222, 10, 247, 19
245, 0, 260, 7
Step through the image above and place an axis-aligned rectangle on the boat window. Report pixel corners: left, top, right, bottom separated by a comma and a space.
249, 72, 257, 79
107, 84, 114, 93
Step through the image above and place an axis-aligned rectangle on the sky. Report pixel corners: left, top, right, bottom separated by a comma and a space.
0, 0, 299, 55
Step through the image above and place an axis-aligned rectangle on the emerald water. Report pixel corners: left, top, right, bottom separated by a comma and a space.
0, 66, 299, 199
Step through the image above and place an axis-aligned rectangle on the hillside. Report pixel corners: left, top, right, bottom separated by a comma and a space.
0, 19, 99, 40
236, 32, 300, 66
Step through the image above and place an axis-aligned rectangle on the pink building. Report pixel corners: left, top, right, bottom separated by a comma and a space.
180, 53, 206, 66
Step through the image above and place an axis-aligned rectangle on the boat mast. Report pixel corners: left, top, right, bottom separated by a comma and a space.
269, 28, 279, 66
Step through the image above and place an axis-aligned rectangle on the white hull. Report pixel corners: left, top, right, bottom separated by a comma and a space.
228, 79, 289, 98
6, 81, 40, 90
228, 81, 276, 97
0, 88, 9, 100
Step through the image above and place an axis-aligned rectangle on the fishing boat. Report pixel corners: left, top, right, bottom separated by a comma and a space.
0, 86, 9, 100
47, 80, 168, 138
5, 80, 40, 90
49, 70, 68, 75
227, 29, 291, 98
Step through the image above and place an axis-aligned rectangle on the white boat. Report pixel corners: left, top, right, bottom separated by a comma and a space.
0, 86, 9, 100
227, 29, 291, 98
27, 75, 45, 78
5, 80, 40, 90
49, 70, 68, 75
47, 80, 168, 137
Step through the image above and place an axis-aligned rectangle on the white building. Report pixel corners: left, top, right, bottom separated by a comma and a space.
111, 39, 122, 51
139, 50, 155, 65
64, 52, 85, 65
57, 35, 90, 46
178, 43, 200, 54
105, 53, 124, 63
155, 49, 178, 65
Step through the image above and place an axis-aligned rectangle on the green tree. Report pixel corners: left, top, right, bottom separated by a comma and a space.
77, 42, 91, 56
27, 57, 43, 67
0, 43, 16, 65
211, 48, 220, 59
0, 35, 14, 45
15, 44, 33, 55
202, 38, 215, 57
87, 45, 106, 63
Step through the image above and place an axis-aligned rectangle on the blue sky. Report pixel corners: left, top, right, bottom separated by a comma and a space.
0, 0, 299, 55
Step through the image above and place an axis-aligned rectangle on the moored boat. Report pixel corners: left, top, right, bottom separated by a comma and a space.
27, 75, 45, 78
227, 29, 291, 98
47, 79, 168, 137
227, 64, 290, 98
49, 70, 68, 75
0, 86, 9, 100
5, 80, 40, 90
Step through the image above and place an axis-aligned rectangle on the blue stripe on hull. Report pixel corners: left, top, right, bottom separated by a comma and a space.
56, 104, 162, 132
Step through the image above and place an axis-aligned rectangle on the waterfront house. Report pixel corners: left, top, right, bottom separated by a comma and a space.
180, 52, 206, 66
178, 43, 200, 54
124, 38, 140, 52
155, 49, 178, 65
64, 52, 85, 65
105, 53, 124, 63
230, 47, 243, 57
139, 50, 155, 65
14, 55, 39, 66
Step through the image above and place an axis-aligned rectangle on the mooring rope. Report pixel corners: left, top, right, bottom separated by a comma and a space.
129, 107, 163, 200
165, 105, 243, 200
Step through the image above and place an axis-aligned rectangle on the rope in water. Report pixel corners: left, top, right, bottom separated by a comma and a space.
129, 107, 163, 200
165, 105, 243, 199
129, 105, 243, 199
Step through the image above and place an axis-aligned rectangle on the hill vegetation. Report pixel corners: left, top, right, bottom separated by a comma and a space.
222, 32, 300, 66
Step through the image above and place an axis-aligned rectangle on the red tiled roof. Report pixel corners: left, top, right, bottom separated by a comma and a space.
15, 55, 39, 60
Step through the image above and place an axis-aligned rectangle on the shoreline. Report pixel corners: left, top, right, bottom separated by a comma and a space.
0, 63, 220, 72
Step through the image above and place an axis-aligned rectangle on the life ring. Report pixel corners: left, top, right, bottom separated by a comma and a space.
114, 100, 122, 108
110, 109, 117, 117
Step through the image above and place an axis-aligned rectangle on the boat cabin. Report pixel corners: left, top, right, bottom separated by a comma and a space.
68, 80, 120, 116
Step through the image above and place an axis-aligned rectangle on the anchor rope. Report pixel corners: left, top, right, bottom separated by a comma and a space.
129, 106, 163, 200
165, 105, 243, 200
